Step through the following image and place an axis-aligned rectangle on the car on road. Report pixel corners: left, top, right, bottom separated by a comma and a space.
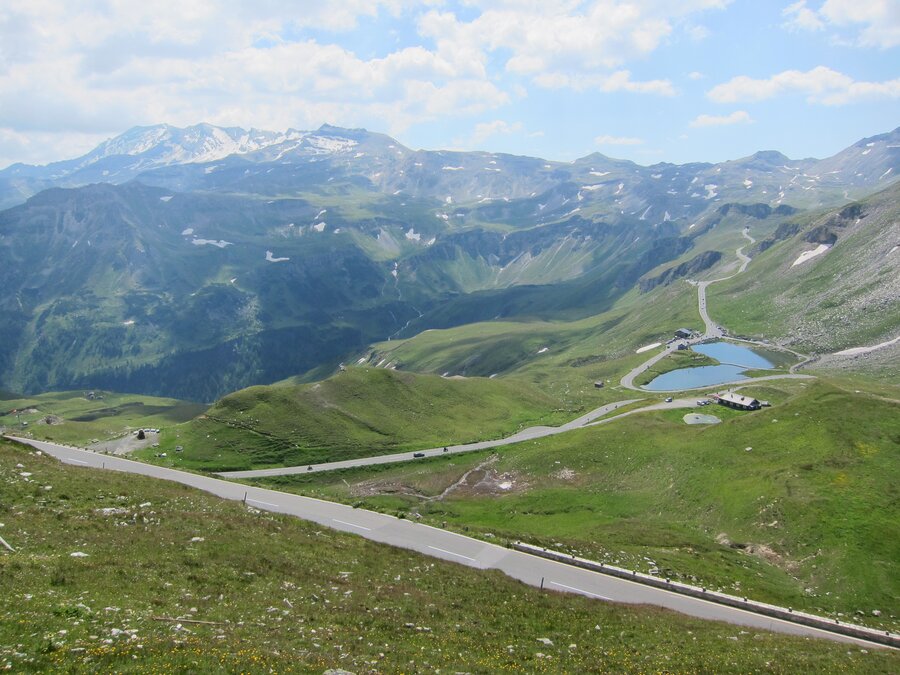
413, 452, 425, 458
665, 397, 673, 402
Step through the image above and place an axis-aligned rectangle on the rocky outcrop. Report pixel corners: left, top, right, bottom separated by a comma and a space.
718, 203, 798, 219
804, 225, 838, 245
757, 221, 802, 253
639, 249, 722, 292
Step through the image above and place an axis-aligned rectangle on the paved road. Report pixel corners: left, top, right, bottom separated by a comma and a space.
621, 228, 814, 393
585, 397, 712, 428
220, 398, 644, 479
697, 228, 754, 337
6, 435, 890, 649
620, 339, 686, 391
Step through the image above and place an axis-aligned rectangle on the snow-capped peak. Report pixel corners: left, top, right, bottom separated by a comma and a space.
84, 123, 307, 168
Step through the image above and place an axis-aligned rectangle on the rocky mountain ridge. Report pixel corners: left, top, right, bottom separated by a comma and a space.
2, 124, 898, 213
0, 124, 897, 399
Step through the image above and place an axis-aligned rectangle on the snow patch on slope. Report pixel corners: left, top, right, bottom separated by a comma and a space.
791, 244, 830, 267
191, 238, 232, 248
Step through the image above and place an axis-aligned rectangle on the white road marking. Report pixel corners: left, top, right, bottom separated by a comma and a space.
550, 581, 612, 601
428, 545, 476, 562
68, 458, 89, 465
8, 436, 892, 648
333, 518, 372, 531
247, 498, 279, 508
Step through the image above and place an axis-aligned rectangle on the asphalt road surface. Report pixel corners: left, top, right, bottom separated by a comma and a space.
220, 398, 644, 479
620, 227, 814, 393
7, 435, 891, 649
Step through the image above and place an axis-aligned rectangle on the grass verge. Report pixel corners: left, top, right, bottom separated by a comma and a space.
249, 378, 900, 632
1, 439, 897, 673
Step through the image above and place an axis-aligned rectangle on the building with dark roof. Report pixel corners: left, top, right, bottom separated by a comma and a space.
714, 392, 761, 410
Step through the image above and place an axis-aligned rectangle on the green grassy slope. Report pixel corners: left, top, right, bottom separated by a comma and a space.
709, 184, 900, 352
365, 280, 700, 404
144, 368, 570, 471
2, 440, 896, 673
254, 379, 900, 631
0, 390, 204, 446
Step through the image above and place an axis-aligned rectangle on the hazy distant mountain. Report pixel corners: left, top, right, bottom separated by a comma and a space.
0, 123, 366, 209
0, 124, 897, 399
2, 123, 897, 212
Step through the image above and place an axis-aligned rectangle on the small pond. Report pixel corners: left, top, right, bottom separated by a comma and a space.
643, 341, 774, 391
692, 342, 774, 369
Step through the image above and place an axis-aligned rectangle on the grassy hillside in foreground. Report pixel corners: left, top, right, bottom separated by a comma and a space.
1, 440, 896, 673
251, 378, 900, 632
141, 368, 570, 471
0, 390, 205, 447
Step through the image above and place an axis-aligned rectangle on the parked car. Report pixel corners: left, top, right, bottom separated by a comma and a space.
665, 396, 673, 403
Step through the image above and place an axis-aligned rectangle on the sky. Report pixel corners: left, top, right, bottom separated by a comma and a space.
1, 0, 898, 169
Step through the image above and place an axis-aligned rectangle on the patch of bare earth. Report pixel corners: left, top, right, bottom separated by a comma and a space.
36, 414, 64, 426
350, 480, 427, 499
550, 467, 577, 481
438, 456, 529, 498
716, 532, 787, 568
88, 433, 158, 455
349, 455, 529, 502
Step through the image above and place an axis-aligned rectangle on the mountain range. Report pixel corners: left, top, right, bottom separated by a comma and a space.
0, 123, 897, 400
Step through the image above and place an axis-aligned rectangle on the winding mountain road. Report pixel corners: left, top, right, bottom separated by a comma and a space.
7, 435, 894, 649
219, 226, 819, 480
220, 398, 647, 479
621, 228, 814, 393
697, 227, 754, 337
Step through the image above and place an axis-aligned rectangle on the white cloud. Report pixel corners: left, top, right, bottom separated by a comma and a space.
0, 127, 109, 168
707, 66, 900, 104
690, 110, 753, 127
686, 24, 711, 41
452, 118, 529, 149
688, 71, 706, 80
534, 70, 675, 96
780, 0, 900, 47
595, 135, 644, 146
782, 2, 826, 32
0, 1, 507, 154
419, 2, 728, 90
470, 120, 525, 144
821, 0, 900, 47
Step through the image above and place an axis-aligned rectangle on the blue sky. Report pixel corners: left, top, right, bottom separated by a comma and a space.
0, 1, 897, 168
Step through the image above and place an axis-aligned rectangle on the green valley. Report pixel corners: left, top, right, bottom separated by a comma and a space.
2, 120, 899, 668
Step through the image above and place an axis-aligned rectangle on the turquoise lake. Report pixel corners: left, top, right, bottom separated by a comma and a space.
644, 342, 774, 391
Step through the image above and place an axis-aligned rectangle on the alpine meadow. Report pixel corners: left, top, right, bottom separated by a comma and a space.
1, 2, 898, 672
